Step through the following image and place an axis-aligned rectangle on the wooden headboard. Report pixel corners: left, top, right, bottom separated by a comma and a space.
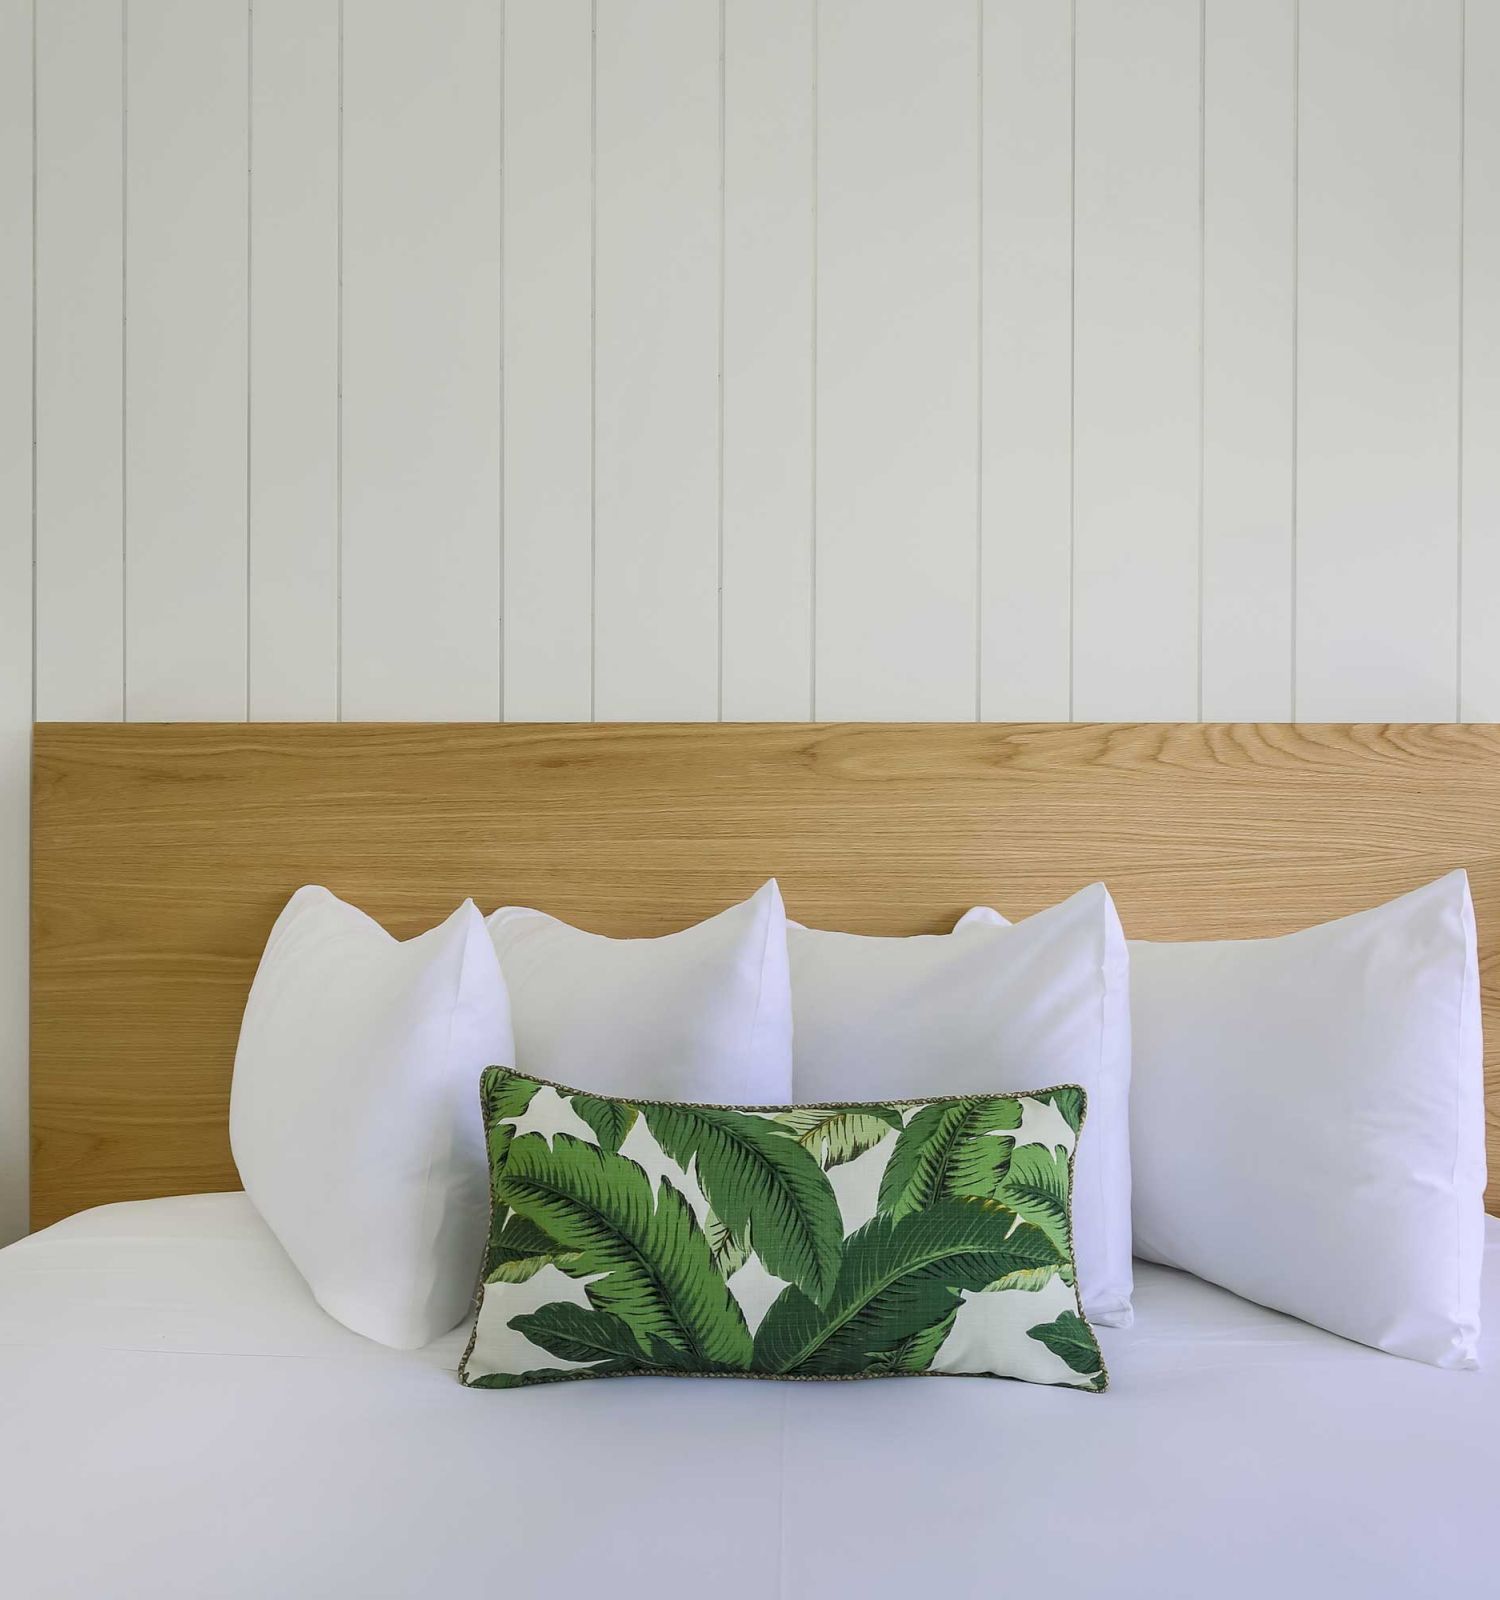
30, 721, 1500, 1229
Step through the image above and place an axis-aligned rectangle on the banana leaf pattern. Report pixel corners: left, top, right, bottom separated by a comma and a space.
460, 1069, 1106, 1393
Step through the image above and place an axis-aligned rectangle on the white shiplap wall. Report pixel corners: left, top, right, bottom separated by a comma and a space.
1, 0, 1495, 1243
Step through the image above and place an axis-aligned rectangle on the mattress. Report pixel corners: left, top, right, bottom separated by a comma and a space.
1, 1193, 1496, 1600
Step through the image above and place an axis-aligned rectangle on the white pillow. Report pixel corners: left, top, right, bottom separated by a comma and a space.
789, 883, 1134, 1328
230, 888, 513, 1350
485, 879, 793, 1103
1129, 872, 1486, 1368
965, 872, 1487, 1366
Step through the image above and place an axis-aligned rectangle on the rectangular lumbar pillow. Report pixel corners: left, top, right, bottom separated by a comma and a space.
460, 1068, 1106, 1391
789, 883, 1133, 1330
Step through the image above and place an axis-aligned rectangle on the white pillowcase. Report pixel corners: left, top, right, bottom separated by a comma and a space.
485, 879, 793, 1103
966, 872, 1487, 1367
230, 888, 513, 1350
789, 883, 1134, 1328
1129, 872, 1486, 1369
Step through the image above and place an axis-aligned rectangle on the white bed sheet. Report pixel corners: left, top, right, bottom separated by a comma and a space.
1, 1192, 1496, 1600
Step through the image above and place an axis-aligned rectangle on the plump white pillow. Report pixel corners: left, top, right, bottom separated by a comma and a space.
230, 888, 514, 1350
965, 872, 1487, 1367
1129, 872, 1486, 1368
485, 879, 793, 1103
789, 883, 1134, 1328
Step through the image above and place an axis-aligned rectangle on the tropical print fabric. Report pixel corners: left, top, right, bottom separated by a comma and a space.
460, 1069, 1107, 1392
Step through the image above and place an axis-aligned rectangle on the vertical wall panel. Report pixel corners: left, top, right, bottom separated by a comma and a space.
0, 0, 30, 1246
815, 0, 980, 720
593, 0, 721, 720
502, 0, 593, 721
1461, 0, 1500, 719
35, 0, 123, 721
979, 0, 1073, 721
1296, 0, 1462, 720
124, 0, 248, 719
1072, 0, 1202, 720
8, 0, 1500, 1246
720, 0, 814, 721
249, 0, 339, 720
341, 0, 502, 721
1200, 0, 1295, 720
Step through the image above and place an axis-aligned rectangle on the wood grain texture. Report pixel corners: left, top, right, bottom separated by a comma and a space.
30, 721, 1500, 1227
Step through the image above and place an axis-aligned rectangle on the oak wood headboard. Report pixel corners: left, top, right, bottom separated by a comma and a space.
30, 721, 1500, 1229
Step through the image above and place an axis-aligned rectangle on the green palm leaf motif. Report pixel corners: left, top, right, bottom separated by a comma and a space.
497, 1132, 753, 1369
481, 1066, 542, 1125
465, 1073, 1104, 1393
983, 1264, 1062, 1294
994, 1144, 1072, 1257
773, 1106, 904, 1170
485, 1214, 581, 1284
478, 1070, 545, 1277
752, 1202, 1063, 1375
507, 1302, 699, 1375
509, 1302, 649, 1365
640, 1103, 844, 1306
567, 1092, 638, 1154
705, 1210, 751, 1279
486, 1122, 514, 1194
868, 1308, 958, 1374
1035, 1085, 1086, 1134
481, 1124, 515, 1277
1026, 1309, 1104, 1378
876, 1097, 1023, 1219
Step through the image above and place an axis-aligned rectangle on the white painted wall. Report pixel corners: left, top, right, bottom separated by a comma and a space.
2, 0, 1497, 1243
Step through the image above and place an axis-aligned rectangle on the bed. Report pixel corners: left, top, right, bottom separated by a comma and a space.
12, 722, 1500, 1597
3, 1192, 1496, 1598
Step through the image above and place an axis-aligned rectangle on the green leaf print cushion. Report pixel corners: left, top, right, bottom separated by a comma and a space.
460, 1068, 1107, 1393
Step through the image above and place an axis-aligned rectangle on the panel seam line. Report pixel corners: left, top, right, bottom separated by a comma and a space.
121, 0, 129, 719
809, 1, 818, 721
1456, 0, 1467, 720
1066, 0, 1076, 723
1290, 0, 1300, 722
498, 0, 506, 722
589, 0, 598, 722
245, 0, 253, 722
335, 0, 344, 721
1196, 0, 1206, 722
716, 0, 726, 722
974, 0, 983, 723
29, 0, 37, 725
